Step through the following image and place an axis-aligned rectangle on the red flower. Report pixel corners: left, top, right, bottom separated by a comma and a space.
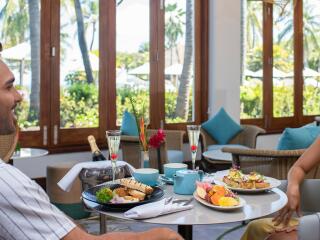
110, 153, 118, 160
191, 145, 197, 151
149, 129, 166, 149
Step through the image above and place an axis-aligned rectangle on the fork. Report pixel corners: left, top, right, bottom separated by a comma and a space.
164, 197, 173, 205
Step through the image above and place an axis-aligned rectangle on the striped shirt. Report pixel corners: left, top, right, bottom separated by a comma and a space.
0, 159, 76, 240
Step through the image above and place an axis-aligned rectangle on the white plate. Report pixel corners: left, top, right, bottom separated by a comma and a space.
214, 170, 282, 193
193, 192, 245, 211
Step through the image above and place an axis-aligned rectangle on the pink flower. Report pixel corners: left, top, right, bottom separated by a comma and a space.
149, 129, 166, 149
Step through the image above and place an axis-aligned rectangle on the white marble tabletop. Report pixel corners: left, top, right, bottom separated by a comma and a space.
12, 148, 49, 160
83, 185, 287, 225
202, 145, 250, 162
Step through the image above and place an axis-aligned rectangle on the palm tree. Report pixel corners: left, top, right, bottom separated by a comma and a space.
28, 0, 40, 122
277, 2, 320, 63
74, 0, 94, 84
165, 3, 184, 65
174, 0, 193, 120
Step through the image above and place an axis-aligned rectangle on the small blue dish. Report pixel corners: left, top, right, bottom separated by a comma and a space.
133, 168, 159, 186
160, 174, 174, 185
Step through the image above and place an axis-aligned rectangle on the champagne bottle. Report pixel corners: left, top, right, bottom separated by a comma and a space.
88, 135, 106, 161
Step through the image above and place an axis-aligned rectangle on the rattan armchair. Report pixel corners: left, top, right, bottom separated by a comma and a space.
121, 129, 185, 170
222, 147, 320, 180
200, 124, 266, 152
0, 127, 18, 162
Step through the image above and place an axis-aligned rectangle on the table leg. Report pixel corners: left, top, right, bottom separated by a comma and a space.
99, 214, 106, 234
178, 225, 192, 240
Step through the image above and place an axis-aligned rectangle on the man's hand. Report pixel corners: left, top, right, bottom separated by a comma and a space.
273, 185, 301, 226
138, 228, 184, 240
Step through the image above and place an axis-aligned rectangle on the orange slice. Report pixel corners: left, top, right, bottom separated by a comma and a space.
210, 193, 223, 205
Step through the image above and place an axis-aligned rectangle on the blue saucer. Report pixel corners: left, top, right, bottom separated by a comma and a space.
160, 175, 174, 185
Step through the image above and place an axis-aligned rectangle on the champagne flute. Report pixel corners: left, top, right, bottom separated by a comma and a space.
106, 130, 121, 183
187, 125, 201, 170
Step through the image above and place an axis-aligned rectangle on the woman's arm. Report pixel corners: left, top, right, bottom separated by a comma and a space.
274, 137, 320, 226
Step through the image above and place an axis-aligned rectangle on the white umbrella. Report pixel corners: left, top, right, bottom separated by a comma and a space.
244, 69, 262, 78
64, 52, 99, 72
165, 63, 183, 75
303, 67, 320, 77
1, 42, 30, 60
128, 63, 150, 75
253, 67, 289, 78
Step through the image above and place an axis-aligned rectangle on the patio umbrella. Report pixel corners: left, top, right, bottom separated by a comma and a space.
128, 63, 150, 75
1, 42, 31, 86
1, 42, 30, 60
303, 67, 320, 77
165, 63, 183, 75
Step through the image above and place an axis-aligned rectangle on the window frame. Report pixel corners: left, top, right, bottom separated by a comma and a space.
17, 0, 208, 151
241, 0, 314, 132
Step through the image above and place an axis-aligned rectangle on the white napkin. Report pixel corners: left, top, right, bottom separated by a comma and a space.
124, 198, 193, 219
58, 160, 135, 192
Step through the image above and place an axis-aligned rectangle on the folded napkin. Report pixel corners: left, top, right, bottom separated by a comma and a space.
124, 198, 193, 219
58, 160, 135, 192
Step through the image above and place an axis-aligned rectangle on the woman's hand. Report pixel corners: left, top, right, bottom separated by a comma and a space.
273, 185, 301, 226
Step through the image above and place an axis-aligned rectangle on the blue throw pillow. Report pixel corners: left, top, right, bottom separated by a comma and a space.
201, 108, 243, 144
277, 125, 320, 150
120, 111, 139, 136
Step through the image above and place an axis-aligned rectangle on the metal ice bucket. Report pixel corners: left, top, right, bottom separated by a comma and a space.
79, 165, 132, 191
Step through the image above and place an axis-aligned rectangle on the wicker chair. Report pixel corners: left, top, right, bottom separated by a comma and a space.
200, 124, 266, 152
0, 127, 18, 162
121, 130, 185, 171
222, 147, 320, 180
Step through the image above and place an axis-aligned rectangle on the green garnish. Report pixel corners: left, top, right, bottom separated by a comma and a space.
96, 187, 113, 203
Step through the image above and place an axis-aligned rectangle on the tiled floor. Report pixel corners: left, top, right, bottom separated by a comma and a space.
76, 215, 246, 240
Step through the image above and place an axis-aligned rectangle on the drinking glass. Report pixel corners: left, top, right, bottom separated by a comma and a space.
187, 125, 201, 170
106, 130, 121, 183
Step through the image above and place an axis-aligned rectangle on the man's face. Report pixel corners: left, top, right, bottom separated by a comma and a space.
0, 60, 22, 134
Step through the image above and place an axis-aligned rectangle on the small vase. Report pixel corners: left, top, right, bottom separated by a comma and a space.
141, 150, 149, 168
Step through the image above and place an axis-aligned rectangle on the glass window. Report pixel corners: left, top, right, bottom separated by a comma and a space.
115, 0, 150, 126
60, 0, 99, 128
273, 2, 294, 118
303, 0, 320, 116
165, 0, 195, 123
0, 0, 41, 131
241, 1, 263, 119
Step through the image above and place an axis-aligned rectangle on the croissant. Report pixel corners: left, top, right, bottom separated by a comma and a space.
119, 178, 154, 194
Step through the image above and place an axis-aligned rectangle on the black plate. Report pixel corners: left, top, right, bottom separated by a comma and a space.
82, 182, 164, 211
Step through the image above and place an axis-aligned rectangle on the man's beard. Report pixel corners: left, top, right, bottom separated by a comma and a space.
0, 115, 15, 135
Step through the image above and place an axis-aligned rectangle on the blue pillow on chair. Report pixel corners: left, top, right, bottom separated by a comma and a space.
201, 108, 243, 144
277, 125, 320, 150
120, 110, 139, 136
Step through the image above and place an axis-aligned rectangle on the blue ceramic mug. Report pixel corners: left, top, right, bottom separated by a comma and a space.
163, 163, 188, 179
133, 168, 159, 186
173, 169, 204, 195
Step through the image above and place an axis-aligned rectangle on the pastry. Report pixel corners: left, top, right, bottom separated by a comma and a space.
119, 178, 153, 194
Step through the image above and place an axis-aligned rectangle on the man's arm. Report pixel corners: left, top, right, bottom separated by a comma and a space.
63, 226, 184, 240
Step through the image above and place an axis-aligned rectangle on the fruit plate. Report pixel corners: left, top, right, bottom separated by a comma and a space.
193, 192, 246, 211
214, 170, 282, 193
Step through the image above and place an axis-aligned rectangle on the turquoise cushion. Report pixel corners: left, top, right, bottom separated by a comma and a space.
202, 108, 243, 144
277, 125, 320, 150
120, 111, 139, 136
53, 202, 90, 220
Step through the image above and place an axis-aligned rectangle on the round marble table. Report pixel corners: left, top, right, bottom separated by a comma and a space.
12, 148, 49, 160
83, 185, 287, 240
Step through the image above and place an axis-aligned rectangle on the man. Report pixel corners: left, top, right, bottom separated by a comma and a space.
0, 46, 183, 240
241, 137, 320, 240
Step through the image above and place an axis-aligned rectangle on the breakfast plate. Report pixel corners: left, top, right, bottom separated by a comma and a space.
82, 181, 164, 211
193, 192, 245, 211
214, 170, 281, 193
